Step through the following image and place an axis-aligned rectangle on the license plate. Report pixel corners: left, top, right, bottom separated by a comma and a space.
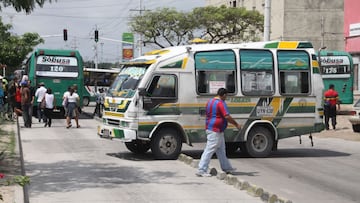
103, 129, 110, 138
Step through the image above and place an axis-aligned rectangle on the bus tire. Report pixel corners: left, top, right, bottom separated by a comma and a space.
83, 97, 90, 106
225, 142, 240, 156
245, 126, 274, 158
239, 142, 250, 156
151, 128, 182, 160
352, 124, 360, 132
125, 140, 151, 154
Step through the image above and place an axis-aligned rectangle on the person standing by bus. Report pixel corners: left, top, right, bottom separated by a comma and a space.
196, 88, 241, 177
20, 81, 31, 128
324, 84, 340, 130
35, 82, 47, 123
43, 88, 56, 127
65, 87, 80, 128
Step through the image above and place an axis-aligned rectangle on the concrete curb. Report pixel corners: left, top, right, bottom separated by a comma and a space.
178, 153, 293, 203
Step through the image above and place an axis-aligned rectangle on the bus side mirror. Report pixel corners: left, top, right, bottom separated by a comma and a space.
138, 88, 148, 96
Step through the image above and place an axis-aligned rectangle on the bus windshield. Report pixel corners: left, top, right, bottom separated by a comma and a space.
35, 55, 79, 78
108, 65, 147, 98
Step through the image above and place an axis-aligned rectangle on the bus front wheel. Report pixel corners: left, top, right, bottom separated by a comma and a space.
151, 128, 182, 160
245, 126, 274, 158
352, 124, 360, 132
125, 140, 151, 154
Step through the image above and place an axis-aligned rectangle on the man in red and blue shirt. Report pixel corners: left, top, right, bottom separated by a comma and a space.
196, 88, 241, 177
324, 84, 340, 130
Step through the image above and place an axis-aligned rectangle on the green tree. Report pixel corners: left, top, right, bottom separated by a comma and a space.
129, 6, 264, 48
129, 7, 196, 48
193, 5, 264, 43
0, 18, 44, 75
0, 0, 53, 13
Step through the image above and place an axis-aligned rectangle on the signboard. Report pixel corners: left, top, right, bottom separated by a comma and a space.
122, 33, 134, 61
36, 56, 78, 78
349, 23, 360, 37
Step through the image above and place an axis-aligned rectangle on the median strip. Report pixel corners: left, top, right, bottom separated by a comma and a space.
178, 153, 293, 203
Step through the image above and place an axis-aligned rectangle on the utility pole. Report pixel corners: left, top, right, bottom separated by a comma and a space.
263, 0, 271, 41
321, 16, 325, 48
130, 0, 149, 56
94, 25, 99, 69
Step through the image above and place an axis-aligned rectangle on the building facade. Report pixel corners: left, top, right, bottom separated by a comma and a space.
344, 0, 360, 91
205, 0, 344, 50
206, 0, 360, 91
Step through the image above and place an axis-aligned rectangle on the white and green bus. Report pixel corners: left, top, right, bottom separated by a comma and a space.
98, 41, 325, 159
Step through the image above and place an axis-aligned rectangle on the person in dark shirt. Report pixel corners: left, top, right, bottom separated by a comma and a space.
324, 84, 340, 130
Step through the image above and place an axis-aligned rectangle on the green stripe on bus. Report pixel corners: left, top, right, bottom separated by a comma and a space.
113, 129, 124, 138
264, 42, 279, 48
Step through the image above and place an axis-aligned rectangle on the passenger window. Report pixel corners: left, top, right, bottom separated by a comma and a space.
195, 50, 236, 94
240, 50, 274, 96
278, 50, 310, 95
147, 74, 176, 98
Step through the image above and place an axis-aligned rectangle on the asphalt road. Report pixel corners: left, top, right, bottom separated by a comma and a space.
184, 114, 360, 203
17, 103, 360, 203
18, 114, 262, 203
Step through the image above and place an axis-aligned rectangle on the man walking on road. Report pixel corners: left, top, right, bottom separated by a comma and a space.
324, 84, 340, 130
196, 88, 241, 177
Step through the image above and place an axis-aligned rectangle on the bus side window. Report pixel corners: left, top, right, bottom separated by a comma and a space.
195, 50, 236, 95
240, 49, 274, 96
148, 75, 176, 98
278, 50, 310, 95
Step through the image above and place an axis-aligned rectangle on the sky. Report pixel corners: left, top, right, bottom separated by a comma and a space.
0, 0, 205, 63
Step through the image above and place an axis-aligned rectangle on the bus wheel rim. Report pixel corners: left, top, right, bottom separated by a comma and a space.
159, 135, 177, 155
251, 134, 268, 152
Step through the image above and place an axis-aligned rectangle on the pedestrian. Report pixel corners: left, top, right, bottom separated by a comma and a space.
62, 86, 71, 118
0, 80, 4, 119
35, 82, 47, 123
64, 87, 80, 128
43, 88, 56, 127
93, 88, 105, 118
28, 80, 35, 126
20, 81, 31, 128
324, 84, 340, 130
196, 88, 241, 177
14, 81, 22, 117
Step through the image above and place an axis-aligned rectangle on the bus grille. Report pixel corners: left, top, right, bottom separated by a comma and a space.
107, 119, 120, 126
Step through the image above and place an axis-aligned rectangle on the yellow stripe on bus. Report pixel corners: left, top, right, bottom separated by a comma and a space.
182, 57, 188, 69
278, 41, 299, 49
104, 112, 124, 117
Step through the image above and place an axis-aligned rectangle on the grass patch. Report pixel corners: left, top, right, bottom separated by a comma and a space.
0, 120, 16, 159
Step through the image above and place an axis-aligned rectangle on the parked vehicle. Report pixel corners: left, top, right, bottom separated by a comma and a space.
98, 41, 325, 159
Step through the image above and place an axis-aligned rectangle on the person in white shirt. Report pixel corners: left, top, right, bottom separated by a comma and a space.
64, 87, 80, 128
35, 82, 47, 123
62, 86, 71, 118
43, 88, 56, 127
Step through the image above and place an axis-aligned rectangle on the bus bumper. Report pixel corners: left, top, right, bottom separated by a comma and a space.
97, 125, 136, 141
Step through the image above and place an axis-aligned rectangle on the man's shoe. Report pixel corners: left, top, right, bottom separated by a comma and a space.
224, 168, 237, 174
195, 171, 212, 177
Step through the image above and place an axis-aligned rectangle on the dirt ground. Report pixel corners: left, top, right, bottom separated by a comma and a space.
0, 120, 20, 203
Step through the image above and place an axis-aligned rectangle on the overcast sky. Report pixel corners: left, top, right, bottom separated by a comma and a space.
1, 0, 205, 63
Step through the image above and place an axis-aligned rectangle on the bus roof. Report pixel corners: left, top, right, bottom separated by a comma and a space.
122, 41, 315, 66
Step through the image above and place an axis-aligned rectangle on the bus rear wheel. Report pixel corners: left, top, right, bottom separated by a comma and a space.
125, 140, 151, 154
245, 126, 274, 158
151, 128, 182, 160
